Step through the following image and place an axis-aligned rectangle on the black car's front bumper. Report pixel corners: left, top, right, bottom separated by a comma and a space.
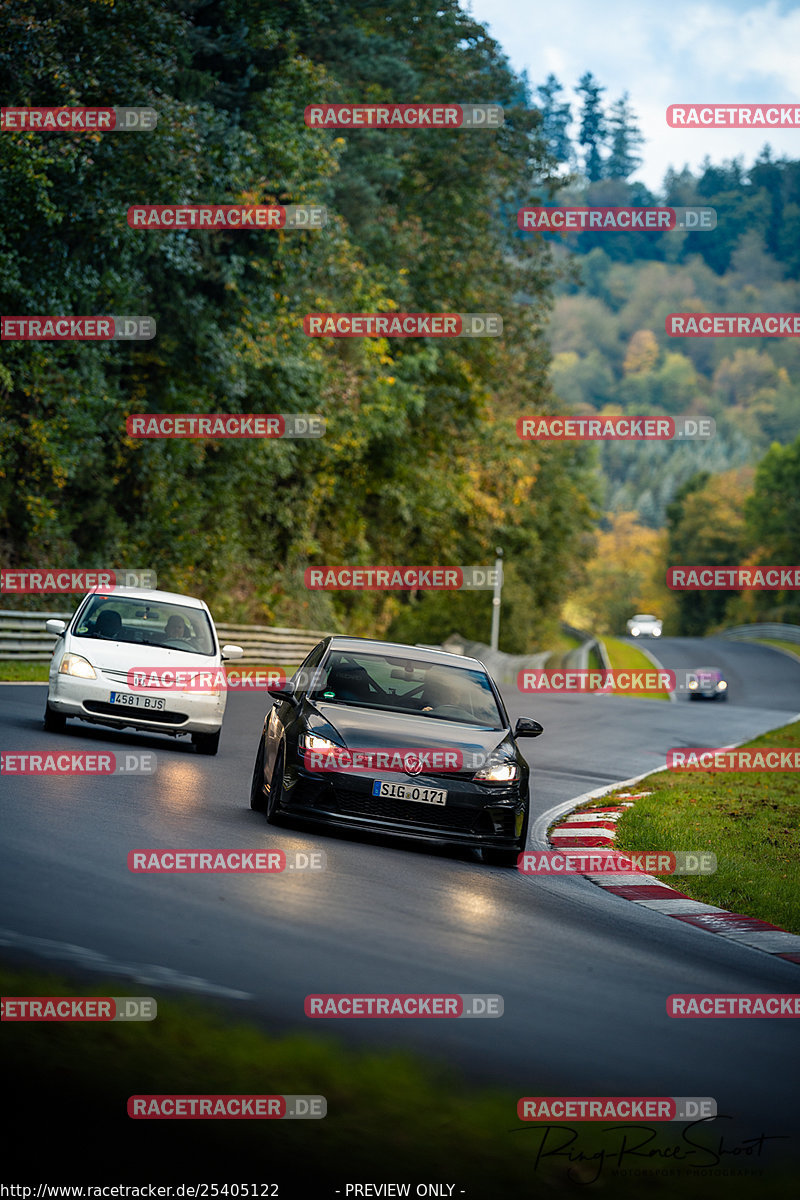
279, 765, 527, 848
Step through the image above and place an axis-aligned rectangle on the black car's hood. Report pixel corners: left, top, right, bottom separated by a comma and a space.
308, 701, 512, 760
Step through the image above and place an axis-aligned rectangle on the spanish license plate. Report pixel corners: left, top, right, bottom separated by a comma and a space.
109, 692, 166, 711
372, 780, 447, 805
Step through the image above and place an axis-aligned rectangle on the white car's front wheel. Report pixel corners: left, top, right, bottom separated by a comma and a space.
43, 700, 66, 733
192, 729, 220, 755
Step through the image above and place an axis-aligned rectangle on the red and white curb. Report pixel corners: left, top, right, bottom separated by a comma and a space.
549, 792, 800, 966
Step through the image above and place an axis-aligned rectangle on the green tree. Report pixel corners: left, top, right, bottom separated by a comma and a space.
605, 93, 643, 181
665, 469, 752, 634
0, 0, 598, 648
746, 436, 800, 563
535, 74, 573, 167
576, 71, 606, 182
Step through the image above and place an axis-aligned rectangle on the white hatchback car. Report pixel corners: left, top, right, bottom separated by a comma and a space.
626, 613, 663, 638
43, 588, 243, 755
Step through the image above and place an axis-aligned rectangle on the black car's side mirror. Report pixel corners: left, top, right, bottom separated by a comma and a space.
268, 684, 299, 705
514, 717, 544, 738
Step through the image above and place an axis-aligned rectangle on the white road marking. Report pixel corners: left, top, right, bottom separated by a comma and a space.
0, 927, 253, 999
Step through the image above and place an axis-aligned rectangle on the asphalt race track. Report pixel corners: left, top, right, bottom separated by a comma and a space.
1, 637, 798, 1169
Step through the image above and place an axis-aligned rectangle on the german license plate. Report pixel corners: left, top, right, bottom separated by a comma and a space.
109, 692, 166, 711
372, 780, 447, 805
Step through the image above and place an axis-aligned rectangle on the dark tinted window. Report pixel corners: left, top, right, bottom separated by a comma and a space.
309, 649, 503, 727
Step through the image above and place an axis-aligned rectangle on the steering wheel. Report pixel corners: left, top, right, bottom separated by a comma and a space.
430, 704, 474, 720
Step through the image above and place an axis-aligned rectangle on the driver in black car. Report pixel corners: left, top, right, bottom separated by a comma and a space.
420, 668, 463, 713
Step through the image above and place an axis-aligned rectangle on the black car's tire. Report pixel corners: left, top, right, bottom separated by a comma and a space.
249, 736, 267, 811
484, 806, 528, 867
193, 729, 220, 756
266, 745, 287, 824
689, 693, 698, 701
43, 701, 66, 733
483, 845, 523, 868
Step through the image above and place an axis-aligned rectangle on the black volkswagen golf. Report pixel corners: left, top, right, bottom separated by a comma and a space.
249, 636, 543, 865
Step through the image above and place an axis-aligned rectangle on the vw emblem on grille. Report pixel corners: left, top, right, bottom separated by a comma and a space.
404, 754, 424, 776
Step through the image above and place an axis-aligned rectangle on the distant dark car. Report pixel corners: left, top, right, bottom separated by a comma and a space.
688, 668, 729, 701
249, 636, 543, 865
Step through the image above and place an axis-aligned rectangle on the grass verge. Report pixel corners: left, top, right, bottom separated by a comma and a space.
579, 719, 800, 933
0, 660, 50, 681
0, 964, 790, 1194
600, 635, 670, 700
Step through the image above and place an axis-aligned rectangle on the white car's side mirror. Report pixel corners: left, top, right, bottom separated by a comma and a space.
221, 644, 244, 660
46, 619, 67, 635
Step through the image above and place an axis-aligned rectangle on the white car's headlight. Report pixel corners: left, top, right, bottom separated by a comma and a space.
652, 628, 661, 636
716, 680, 727, 690
688, 679, 698, 690
58, 653, 96, 679
473, 761, 519, 784
631, 626, 640, 636
300, 732, 342, 754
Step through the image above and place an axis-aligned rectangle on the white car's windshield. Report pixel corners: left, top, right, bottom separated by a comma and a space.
73, 595, 216, 655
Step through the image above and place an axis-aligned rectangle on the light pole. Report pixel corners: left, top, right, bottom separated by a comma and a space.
490, 547, 503, 651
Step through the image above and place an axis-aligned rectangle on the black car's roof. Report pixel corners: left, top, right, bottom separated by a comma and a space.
323, 635, 485, 672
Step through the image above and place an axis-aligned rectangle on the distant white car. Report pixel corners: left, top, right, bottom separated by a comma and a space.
626, 613, 662, 638
43, 587, 243, 755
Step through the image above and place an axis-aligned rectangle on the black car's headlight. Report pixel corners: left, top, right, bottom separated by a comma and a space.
299, 732, 342, 754
473, 761, 519, 784
299, 732, 348, 768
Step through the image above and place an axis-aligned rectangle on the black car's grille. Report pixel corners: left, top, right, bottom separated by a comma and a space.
83, 701, 188, 724
331, 788, 483, 833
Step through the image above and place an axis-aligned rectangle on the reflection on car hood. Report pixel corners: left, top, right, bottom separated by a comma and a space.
309, 701, 511, 760
70, 638, 217, 672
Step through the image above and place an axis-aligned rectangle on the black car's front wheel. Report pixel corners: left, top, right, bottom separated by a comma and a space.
483, 808, 528, 867
483, 843, 524, 867
265, 745, 287, 824
249, 735, 267, 812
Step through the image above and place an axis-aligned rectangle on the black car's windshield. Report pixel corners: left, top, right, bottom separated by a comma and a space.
309, 650, 504, 728
72, 595, 216, 655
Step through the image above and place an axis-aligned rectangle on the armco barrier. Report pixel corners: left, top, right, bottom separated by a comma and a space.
721, 623, 800, 644
439, 634, 550, 684
212, 622, 332, 664
0, 609, 332, 664
0, 610, 73, 659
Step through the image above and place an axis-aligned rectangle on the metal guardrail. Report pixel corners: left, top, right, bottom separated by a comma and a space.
0, 609, 331, 664
441, 626, 604, 680
440, 635, 550, 684
213, 622, 332, 664
0, 610, 74, 659
721, 623, 800, 644
559, 622, 610, 671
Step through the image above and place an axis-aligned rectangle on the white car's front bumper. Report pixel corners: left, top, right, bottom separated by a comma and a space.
47, 669, 226, 735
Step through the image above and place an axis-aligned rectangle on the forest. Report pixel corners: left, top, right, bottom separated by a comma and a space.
1, 1, 797, 645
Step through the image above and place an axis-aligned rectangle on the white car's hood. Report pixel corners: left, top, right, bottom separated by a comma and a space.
68, 637, 219, 674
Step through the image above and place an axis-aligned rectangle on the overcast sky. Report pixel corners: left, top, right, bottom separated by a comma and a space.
465, 0, 800, 190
